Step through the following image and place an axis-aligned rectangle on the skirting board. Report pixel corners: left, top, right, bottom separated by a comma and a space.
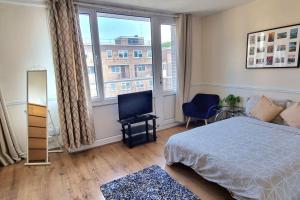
69, 121, 181, 153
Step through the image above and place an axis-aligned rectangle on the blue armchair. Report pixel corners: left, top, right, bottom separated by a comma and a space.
182, 93, 220, 128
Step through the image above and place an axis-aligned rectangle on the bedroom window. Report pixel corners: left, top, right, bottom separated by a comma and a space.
79, 8, 177, 103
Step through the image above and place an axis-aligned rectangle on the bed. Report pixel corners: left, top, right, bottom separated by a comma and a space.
164, 117, 300, 200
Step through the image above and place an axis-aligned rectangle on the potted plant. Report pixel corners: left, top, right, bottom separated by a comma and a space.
220, 94, 241, 109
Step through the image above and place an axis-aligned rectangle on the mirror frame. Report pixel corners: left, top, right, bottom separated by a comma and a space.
25, 70, 50, 166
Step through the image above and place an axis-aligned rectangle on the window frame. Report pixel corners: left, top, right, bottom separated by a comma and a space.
159, 22, 178, 93
111, 65, 121, 73
118, 50, 128, 59
135, 64, 146, 72
107, 50, 113, 59
121, 81, 131, 91
133, 49, 143, 58
78, 7, 177, 106
135, 80, 144, 89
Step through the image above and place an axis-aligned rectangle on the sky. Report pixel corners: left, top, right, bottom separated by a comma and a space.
79, 14, 172, 45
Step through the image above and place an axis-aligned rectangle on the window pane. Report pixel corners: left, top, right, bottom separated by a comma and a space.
79, 14, 99, 97
161, 24, 177, 91
97, 13, 153, 98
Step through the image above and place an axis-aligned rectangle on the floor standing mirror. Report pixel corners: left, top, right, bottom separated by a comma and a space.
25, 70, 50, 165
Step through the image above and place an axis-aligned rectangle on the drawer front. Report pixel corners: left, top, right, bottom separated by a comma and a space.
28, 138, 47, 149
28, 104, 47, 117
28, 127, 47, 138
28, 115, 47, 127
28, 149, 47, 162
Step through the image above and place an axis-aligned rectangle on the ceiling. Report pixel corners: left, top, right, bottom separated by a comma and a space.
3, 0, 254, 15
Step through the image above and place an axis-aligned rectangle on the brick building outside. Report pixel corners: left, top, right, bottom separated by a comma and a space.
84, 35, 174, 98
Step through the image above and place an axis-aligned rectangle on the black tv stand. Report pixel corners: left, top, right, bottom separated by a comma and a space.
118, 114, 158, 148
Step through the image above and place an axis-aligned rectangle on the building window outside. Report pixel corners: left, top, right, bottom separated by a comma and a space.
128, 37, 139, 45
121, 82, 131, 91
118, 50, 128, 58
147, 50, 152, 58
133, 50, 143, 58
110, 83, 116, 92
107, 50, 113, 59
135, 80, 144, 88
135, 64, 146, 72
111, 66, 121, 73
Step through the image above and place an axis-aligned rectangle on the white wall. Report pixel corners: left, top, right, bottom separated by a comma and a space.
0, 3, 59, 151
192, 0, 300, 103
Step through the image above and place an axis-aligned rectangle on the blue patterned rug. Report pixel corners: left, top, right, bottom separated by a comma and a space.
100, 165, 200, 200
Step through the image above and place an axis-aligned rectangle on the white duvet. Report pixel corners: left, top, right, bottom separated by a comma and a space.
165, 117, 300, 200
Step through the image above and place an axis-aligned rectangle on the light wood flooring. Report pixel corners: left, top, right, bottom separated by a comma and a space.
0, 126, 233, 200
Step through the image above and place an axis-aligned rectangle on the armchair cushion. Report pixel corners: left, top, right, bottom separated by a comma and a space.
182, 102, 207, 119
182, 93, 220, 120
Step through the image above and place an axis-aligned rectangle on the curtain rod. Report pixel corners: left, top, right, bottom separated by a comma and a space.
73, 1, 179, 18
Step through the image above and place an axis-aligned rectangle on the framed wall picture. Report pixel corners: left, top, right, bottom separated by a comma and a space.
246, 24, 300, 69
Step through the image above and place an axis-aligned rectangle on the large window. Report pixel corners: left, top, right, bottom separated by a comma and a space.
79, 9, 177, 101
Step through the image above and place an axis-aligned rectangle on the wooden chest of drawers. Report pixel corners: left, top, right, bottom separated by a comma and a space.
27, 103, 48, 162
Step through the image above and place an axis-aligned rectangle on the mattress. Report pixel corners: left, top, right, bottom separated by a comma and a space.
165, 117, 300, 200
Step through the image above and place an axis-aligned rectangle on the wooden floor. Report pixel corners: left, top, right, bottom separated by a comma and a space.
0, 126, 233, 200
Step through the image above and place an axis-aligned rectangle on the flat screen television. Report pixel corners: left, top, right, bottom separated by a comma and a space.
118, 90, 153, 120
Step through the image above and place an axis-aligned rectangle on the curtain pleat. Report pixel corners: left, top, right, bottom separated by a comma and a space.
47, 0, 95, 151
175, 14, 193, 122
0, 88, 25, 166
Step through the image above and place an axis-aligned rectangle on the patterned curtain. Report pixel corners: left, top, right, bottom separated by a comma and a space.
47, 0, 95, 150
0, 88, 25, 166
